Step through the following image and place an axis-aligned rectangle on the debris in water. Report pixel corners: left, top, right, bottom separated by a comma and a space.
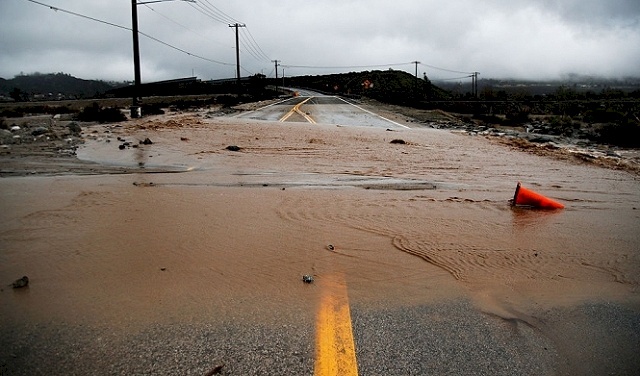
12, 276, 29, 289
204, 363, 224, 375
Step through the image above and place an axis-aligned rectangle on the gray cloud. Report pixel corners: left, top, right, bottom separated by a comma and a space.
1, 0, 638, 82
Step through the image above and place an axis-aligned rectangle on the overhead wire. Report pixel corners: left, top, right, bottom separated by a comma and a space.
23, 0, 234, 67
24, 0, 130, 32
238, 30, 268, 62
201, 0, 240, 24
242, 27, 271, 61
190, 1, 236, 25
189, 2, 228, 24
22, 0, 475, 80
143, 3, 231, 48
419, 62, 473, 75
433, 75, 474, 81
281, 62, 412, 70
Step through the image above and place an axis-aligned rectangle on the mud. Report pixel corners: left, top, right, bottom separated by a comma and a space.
1, 111, 639, 373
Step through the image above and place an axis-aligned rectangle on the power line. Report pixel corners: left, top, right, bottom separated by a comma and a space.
243, 27, 271, 61
138, 29, 233, 66
23, 0, 475, 82
238, 30, 271, 63
190, 1, 236, 25
419, 62, 473, 75
201, 0, 239, 24
433, 75, 474, 81
189, 3, 228, 24
238, 30, 265, 62
281, 62, 411, 70
23, 0, 234, 66
143, 3, 231, 48
24, 0, 130, 32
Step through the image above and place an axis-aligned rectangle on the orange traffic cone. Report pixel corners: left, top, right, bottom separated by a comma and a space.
512, 182, 564, 209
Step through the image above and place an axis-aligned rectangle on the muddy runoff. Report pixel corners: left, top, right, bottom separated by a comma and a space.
1, 114, 639, 372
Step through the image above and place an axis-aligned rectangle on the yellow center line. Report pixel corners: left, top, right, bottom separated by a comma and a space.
314, 273, 359, 376
279, 97, 316, 123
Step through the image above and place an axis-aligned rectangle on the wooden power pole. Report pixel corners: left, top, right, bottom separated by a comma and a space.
229, 23, 246, 89
272, 60, 280, 93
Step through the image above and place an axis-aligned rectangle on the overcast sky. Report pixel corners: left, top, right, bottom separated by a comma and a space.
1, 0, 639, 83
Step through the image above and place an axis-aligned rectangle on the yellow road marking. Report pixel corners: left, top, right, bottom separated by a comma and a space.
279, 97, 316, 123
314, 274, 358, 376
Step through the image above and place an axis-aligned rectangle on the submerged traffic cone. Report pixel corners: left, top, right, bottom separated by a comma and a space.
512, 182, 565, 209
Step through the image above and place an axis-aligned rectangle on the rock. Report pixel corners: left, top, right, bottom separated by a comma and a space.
204, 364, 224, 376
302, 275, 314, 284
390, 139, 406, 144
12, 276, 29, 289
142, 137, 153, 145
326, 244, 335, 251
31, 127, 49, 136
526, 135, 555, 143
67, 122, 82, 134
226, 145, 241, 151
10, 126, 20, 132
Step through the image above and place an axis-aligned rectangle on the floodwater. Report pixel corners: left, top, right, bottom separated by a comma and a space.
1, 116, 639, 373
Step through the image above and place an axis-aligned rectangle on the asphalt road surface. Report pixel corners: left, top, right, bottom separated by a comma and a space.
235, 92, 409, 129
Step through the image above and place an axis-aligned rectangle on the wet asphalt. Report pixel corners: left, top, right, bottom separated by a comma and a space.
2, 300, 639, 375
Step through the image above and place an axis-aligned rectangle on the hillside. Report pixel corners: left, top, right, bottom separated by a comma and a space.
0, 73, 124, 101
288, 70, 451, 104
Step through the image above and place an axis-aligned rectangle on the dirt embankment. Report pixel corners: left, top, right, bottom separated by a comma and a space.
358, 98, 640, 175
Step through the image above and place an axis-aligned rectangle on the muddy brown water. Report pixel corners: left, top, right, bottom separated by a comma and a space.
1, 116, 639, 372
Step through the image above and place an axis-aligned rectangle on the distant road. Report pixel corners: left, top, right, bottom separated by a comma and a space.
235, 90, 410, 129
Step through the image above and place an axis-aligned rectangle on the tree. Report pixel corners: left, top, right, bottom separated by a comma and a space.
9, 87, 27, 102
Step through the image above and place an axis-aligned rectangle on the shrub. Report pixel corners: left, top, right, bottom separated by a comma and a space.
473, 113, 503, 125
141, 104, 165, 116
216, 95, 239, 107
596, 122, 640, 147
504, 110, 530, 125
584, 109, 625, 124
549, 116, 580, 136
76, 102, 126, 123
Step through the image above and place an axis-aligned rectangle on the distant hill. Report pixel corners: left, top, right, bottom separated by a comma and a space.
288, 69, 452, 104
0, 73, 125, 100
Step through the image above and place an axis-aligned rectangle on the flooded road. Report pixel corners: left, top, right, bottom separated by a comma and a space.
1, 113, 639, 374
235, 94, 409, 129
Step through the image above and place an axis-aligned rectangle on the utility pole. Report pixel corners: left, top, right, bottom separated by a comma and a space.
272, 60, 280, 94
131, 0, 141, 117
229, 23, 246, 90
130, 0, 194, 118
470, 72, 480, 98
412, 61, 420, 98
